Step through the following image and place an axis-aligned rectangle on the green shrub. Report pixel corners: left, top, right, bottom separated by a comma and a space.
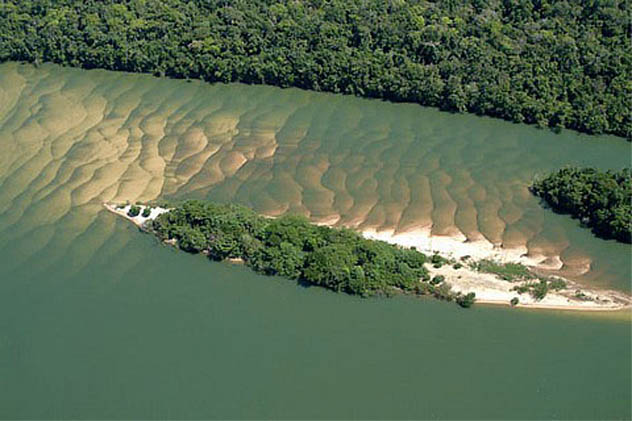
512, 284, 530, 295
430, 275, 445, 285
474, 260, 534, 281
510, 297, 519, 306
142, 207, 151, 218
456, 292, 476, 308
531, 280, 549, 301
127, 205, 141, 217
512, 279, 550, 300
3, 0, 629, 137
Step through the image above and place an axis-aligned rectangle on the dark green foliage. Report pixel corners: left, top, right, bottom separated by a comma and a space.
512, 284, 530, 295
548, 278, 567, 291
149, 200, 458, 302
531, 167, 631, 243
473, 260, 534, 281
177, 226, 207, 253
430, 275, 445, 285
127, 205, 141, 217
530, 280, 549, 300
141, 207, 151, 218
1, 1, 629, 138
456, 292, 476, 308
511, 279, 553, 300
510, 297, 519, 306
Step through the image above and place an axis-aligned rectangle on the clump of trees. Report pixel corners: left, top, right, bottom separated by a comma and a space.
531, 167, 631, 243
127, 205, 141, 217
150, 200, 475, 306
0, 0, 629, 138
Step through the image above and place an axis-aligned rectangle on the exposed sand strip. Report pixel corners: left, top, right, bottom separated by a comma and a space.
360, 229, 631, 311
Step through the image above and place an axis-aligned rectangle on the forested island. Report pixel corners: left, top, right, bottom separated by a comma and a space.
144, 200, 476, 307
103, 200, 632, 311
1, 0, 629, 138
531, 167, 631, 243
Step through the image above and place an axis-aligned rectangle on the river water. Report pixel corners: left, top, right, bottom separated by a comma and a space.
0, 62, 630, 419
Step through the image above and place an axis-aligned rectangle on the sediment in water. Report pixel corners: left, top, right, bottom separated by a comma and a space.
1, 62, 629, 294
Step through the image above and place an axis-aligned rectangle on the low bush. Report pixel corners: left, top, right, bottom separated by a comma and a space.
456, 292, 476, 308
473, 260, 534, 281
127, 205, 141, 217
430, 275, 445, 285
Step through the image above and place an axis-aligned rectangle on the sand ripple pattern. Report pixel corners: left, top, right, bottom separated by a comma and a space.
0, 62, 630, 291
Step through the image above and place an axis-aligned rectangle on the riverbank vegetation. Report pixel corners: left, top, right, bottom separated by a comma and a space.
512, 278, 567, 301
531, 167, 631, 243
127, 205, 141, 217
149, 200, 475, 306
469, 257, 569, 301
1, 1, 629, 138
471, 259, 535, 281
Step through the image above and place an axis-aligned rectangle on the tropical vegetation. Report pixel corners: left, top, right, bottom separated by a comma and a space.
149, 200, 475, 306
531, 167, 631, 243
1, 0, 629, 138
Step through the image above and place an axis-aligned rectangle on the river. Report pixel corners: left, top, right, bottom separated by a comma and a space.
0, 62, 630, 419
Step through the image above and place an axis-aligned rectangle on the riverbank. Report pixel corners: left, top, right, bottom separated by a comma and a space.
361, 228, 631, 311
105, 202, 631, 311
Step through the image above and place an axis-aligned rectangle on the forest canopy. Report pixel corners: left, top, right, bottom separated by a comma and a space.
531, 167, 631, 243
0, 0, 629, 138
150, 200, 475, 306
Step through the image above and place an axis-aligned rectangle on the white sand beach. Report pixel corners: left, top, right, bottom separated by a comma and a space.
361, 228, 631, 311
103, 203, 170, 228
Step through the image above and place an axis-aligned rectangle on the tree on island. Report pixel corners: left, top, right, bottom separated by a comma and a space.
127, 205, 141, 217
149, 200, 476, 307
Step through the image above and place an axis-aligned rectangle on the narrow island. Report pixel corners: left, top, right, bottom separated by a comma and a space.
105, 200, 631, 311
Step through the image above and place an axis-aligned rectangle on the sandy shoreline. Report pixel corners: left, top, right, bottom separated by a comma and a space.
103, 203, 170, 228
361, 229, 631, 311
105, 202, 631, 312
427, 263, 629, 311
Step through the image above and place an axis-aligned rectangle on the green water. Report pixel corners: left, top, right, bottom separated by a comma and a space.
0, 63, 630, 419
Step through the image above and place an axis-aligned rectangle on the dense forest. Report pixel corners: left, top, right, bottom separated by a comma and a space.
1, 0, 629, 138
531, 167, 631, 243
150, 200, 476, 307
